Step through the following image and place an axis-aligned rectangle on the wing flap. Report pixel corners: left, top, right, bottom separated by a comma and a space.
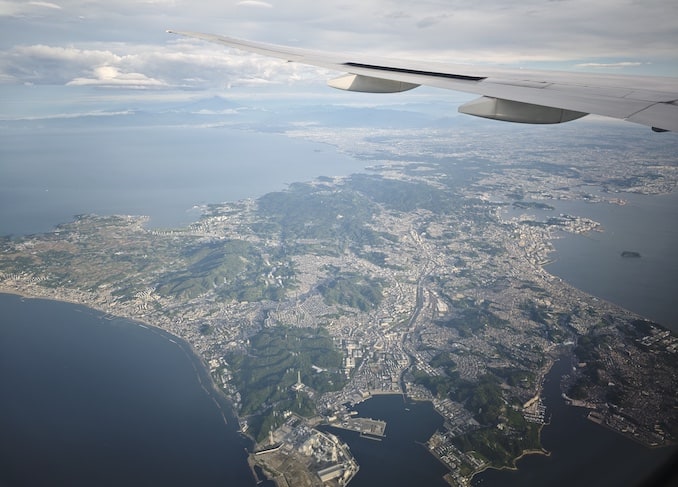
343, 62, 486, 82
627, 102, 678, 133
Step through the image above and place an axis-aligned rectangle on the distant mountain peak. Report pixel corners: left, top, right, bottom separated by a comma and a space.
174, 95, 242, 114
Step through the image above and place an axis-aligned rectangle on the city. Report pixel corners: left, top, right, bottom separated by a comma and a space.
1, 120, 676, 486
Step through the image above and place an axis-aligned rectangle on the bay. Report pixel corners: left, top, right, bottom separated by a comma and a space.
0, 125, 365, 236
504, 190, 678, 331
473, 357, 678, 487
320, 395, 450, 487
544, 191, 678, 331
0, 293, 258, 487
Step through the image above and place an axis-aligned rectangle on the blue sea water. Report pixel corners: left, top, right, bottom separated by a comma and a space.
545, 191, 678, 331
320, 395, 450, 487
0, 124, 365, 236
473, 357, 677, 487
0, 293, 257, 487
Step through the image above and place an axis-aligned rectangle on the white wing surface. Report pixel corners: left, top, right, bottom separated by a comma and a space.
168, 30, 678, 132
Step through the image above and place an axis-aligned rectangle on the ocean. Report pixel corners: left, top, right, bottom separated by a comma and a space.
545, 190, 678, 331
0, 293, 256, 487
0, 124, 365, 236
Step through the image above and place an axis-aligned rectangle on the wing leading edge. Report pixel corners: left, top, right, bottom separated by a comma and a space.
167, 30, 678, 132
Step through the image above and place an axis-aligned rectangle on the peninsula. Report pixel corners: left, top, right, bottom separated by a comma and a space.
2, 123, 677, 486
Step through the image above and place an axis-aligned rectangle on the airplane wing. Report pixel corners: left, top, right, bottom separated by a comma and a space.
167, 30, 678, 132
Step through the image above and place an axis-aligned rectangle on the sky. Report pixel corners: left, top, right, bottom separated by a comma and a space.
1, 0, 677, 103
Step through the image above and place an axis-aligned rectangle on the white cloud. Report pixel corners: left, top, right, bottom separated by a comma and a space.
236, 0, 273, 8
576, 62, 644, 69
0, 0, 61, 16
0, 45, 122, 84
28, 1, 62, 9
66, 65, 167, 88
0, 0, 676, 90
0, 39, 321, 88
1, 110, 133, 121
14, 44, 121, 64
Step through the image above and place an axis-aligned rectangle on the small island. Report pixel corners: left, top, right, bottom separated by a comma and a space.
621, 251, 641, 258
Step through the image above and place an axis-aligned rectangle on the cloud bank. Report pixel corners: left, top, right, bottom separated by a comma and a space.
0, 0, 676, 90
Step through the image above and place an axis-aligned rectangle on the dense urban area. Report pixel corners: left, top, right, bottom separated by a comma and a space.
2, 114, 677, 486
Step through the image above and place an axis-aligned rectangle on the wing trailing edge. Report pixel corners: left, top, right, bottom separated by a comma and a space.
167, 30, 678, 132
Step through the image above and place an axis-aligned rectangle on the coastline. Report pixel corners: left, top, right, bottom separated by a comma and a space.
0, 288, 257, 477
586, 411, 677, 450
0, 285, 570, 486
468, 417, 550, 482
1, 286, 339, 487
543, 189, 678, 332
2, 183, 675, 485
0, 290, 261, 487
0, 287, 240, 414
470, 447, 551, 480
